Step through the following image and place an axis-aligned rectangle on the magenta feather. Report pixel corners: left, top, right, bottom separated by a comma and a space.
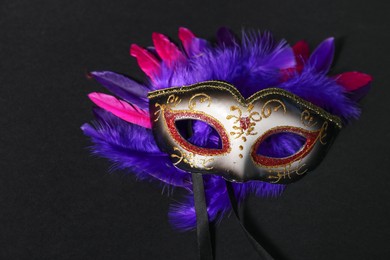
152, 32, 185, 67
178, 27, 195, 55
334, 71, 373, 91
130, 44, 161, 80
178, 27, 209, 57
334, 71, 373, 101
88, 92, 152, 128
292, 40, 310, 71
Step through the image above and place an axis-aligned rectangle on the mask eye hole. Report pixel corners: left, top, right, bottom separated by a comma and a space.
256, 132, 306, 158
174, 119, 222, 149
164, 110, 230, 156
252, 126, 321, 167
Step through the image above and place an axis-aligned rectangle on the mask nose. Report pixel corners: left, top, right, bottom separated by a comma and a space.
224, 146, 255, 182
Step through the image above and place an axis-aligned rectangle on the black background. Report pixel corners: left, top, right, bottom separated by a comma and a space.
2, 0, 390, 259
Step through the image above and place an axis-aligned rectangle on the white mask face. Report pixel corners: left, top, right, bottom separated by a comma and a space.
148, 81, 341, 183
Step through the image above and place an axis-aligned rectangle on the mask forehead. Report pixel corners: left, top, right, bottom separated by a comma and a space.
148, 81, 341, 183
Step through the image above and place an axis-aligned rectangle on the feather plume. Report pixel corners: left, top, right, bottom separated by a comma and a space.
152, 32, 185, 67
334, 71, 373, 101
90, 71, 150, 110
292, 40, 310, 72
130, 44, 161, 80
334, 71, 373, 91
216, 27, 237, 47
81, 109, 191, 187
88, 92, 151, 128
178, 27, 209, 57
178, 27, 195, 55
263, 43, 296, 69
308, 37, 335, 73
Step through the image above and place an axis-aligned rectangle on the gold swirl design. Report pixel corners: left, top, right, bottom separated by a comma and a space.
199, 158, 214, 170
171, 147, 214, 170
227, 99, 286, 139
153, 94, 182, 122
261, 99, 286, 118
267, 158, 308, 183
226, 106, 244, 138
171, 147, 184, 165
188, 93, 212, 110
319, 121, 329, 145
225, 106, 242, 123
301, 110, 318, 127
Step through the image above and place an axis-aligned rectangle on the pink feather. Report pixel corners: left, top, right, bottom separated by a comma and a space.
292, 40, 310, 72
280, 40, 309, 81
152, 32, 185, 67
130, 44, 161, 80
178, 27, 195, 55
88, 92, 152, 128
334, 71, 373, 91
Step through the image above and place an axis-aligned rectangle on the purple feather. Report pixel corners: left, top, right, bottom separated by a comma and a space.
82, 108, 191, 187
348, 84, 371, 101
308, 37, 335, 73
263, 44, 295, 69
169, 175, 230, 231
279, 66, 360, 121
91, 71, 150, 110
154, 31, 295, 98
189, 37, 209, 57
217, 27, 237, 47
257, 132, 306, 157
188, 120, 220, 148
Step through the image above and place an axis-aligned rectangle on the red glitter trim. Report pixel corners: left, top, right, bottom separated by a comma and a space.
251, 126, 320, 167
164, 110, 230, 156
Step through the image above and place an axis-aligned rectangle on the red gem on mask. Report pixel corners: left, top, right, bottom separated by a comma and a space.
240, 117, 251, 130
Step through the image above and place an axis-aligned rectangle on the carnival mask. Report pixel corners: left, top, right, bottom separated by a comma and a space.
149, 81, 341, 184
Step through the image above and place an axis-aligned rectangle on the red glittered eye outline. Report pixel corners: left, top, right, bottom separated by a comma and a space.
163, 109, 231, 156
251, 126, 321, 168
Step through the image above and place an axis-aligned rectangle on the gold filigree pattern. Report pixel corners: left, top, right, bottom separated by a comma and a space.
199, 158, 214, 170
154, 94, 182, 121
226, 99, 286, 139
319, 121, 329, 145
171, 147, 185, 165
170, 147, 195, 167
188, 93, 212, 110
225, 106, 242, 123
261, 99, 286, 118
267, 158, 308, 183
170, 147, 214, 170
226, 105, 262, 138
301, 110, 318, 127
